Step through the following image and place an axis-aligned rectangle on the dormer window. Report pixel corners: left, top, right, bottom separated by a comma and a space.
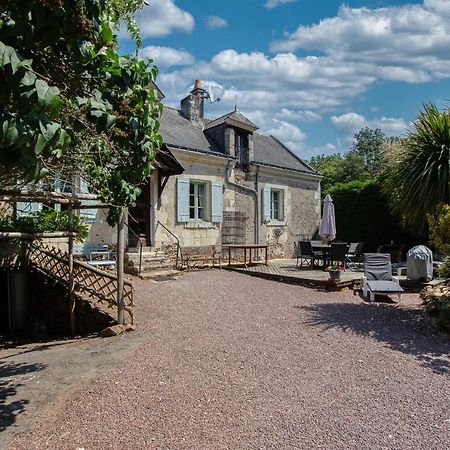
236, 131, 249, 171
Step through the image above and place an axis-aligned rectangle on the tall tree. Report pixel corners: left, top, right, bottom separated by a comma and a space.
383, 103, 450, 229
350, 127, 386, 175
0, 0, 161, 223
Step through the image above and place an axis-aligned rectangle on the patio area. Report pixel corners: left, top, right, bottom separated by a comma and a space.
225, 258, 362, 289
225, 258, 442, 292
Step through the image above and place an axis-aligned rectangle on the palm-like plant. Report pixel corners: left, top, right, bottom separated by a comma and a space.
383, 103, 450, 229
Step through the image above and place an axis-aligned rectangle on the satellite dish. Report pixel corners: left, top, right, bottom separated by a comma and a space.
207, 85, 220, 103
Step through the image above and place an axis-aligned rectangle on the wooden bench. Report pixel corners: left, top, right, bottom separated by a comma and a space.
73, 243, 116, 268
180, 245, 221, 269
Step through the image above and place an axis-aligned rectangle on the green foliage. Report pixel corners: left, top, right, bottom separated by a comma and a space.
0, 0, 161, 225
351, 127, 386, 175
436, 257, 450, 279
309, 127, 387, 193
383, 103, 450, 229
422, 283, 450, 333
328, 179, 416, 251
428, 204, 450, 258
0, 209, 88, 241
309, 152, 367, 192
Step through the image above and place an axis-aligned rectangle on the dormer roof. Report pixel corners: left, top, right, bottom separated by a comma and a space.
203, 109, 258, 133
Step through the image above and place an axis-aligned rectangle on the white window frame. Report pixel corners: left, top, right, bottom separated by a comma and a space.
270, 189, 282, 221
189, 180, 208, 221
263, 187, 285, 224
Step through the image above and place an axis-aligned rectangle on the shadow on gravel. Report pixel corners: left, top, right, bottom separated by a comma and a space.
300, 302, 450, 375
0, 361, 46, 433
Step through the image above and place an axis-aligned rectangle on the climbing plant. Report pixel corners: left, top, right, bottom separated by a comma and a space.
0, 0, 162, 224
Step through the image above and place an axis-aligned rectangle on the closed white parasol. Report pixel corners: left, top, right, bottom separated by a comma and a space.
319, 194, 336, 242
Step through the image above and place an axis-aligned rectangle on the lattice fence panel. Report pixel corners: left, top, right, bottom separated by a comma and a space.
28, 244, 134, 324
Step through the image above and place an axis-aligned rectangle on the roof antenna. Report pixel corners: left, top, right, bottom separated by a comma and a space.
206, 85, 220, 104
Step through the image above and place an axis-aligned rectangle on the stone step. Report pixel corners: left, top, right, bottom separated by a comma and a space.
139, 269, 183, 281
126, 254, 172, 263
127, 246, 161, 253
126, 251, 168, 259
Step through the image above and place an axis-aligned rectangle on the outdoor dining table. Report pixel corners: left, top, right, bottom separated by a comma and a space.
311, 242, 331, 269
224, 244, 268, 267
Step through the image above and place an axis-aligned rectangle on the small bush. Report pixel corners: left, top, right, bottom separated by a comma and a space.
428, 204, 450, 258
421, 282, 450, 333
437, 257, 450, 279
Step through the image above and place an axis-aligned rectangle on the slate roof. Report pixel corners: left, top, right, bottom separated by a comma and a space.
159, 107, 220, 153
159, 106, 319, 175
203, 110, 258, 132
252, 134, 317, 174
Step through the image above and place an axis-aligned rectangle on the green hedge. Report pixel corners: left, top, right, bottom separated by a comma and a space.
327, 180, 418, 252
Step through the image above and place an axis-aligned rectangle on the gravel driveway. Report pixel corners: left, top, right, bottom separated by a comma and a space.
5, 270, 450, 449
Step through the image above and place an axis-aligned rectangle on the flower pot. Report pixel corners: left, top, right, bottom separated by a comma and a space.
329, 270, 341, 281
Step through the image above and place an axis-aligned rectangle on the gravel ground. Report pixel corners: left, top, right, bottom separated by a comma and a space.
7, 270, 450, 449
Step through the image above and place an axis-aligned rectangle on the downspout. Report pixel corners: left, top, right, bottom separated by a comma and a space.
225, 159, 259, 244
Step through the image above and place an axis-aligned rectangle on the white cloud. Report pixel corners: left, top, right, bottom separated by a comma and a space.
331, 112, 409, 137
140, 46, 195, 68
264, 0, 297, 10
268, 119, 306, 141
277, 108, 322, 123
331, 112, 366, 135
271, 2, 450, 83
205, 16, 228, 29
135, 0, 194, 38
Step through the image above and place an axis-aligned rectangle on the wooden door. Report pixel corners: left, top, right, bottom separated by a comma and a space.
128, 179, 151, 247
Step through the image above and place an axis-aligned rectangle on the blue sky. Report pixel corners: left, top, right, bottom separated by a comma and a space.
121, 0, 450, 159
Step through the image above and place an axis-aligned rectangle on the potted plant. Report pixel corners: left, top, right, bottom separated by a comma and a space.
327, 262, 342, 281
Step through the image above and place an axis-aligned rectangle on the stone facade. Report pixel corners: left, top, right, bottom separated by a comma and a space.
152, 149, 321, 258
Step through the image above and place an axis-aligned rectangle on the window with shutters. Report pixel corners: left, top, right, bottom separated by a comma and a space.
263, 187, 284, 223
177, 178, 223, 224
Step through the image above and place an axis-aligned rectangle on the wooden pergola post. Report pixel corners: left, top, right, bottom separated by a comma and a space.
117, 208, 125, 325
68, 204, 76, 336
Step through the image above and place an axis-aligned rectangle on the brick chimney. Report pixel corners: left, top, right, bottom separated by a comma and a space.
180, 80, 205, 122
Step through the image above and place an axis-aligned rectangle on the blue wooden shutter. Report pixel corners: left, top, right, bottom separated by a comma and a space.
79, 178, 97, 223
211, 183, 223, 223
177, 178, 190, 222
262, 187, 271, 222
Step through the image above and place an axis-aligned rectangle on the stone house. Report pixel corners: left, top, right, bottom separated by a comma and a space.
113, 80, 322, 259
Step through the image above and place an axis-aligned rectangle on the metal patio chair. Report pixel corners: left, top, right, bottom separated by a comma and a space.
329, 242, 349, 269
345, 242, 363, 271
295, 241, 316, 270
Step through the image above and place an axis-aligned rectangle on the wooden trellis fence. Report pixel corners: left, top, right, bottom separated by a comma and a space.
28, 244, 134, 325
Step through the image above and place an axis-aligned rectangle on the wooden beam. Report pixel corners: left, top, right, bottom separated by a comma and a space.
0, 189, 99, 202
68, 205, 76, 336
116, 208, 125, 325
0, 232, 78, 239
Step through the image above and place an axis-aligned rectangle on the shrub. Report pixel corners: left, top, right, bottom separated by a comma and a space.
0, 209, 88, 241
428, 204, 450, 259
327, 180, 418, 251
421, 282, 450, 333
